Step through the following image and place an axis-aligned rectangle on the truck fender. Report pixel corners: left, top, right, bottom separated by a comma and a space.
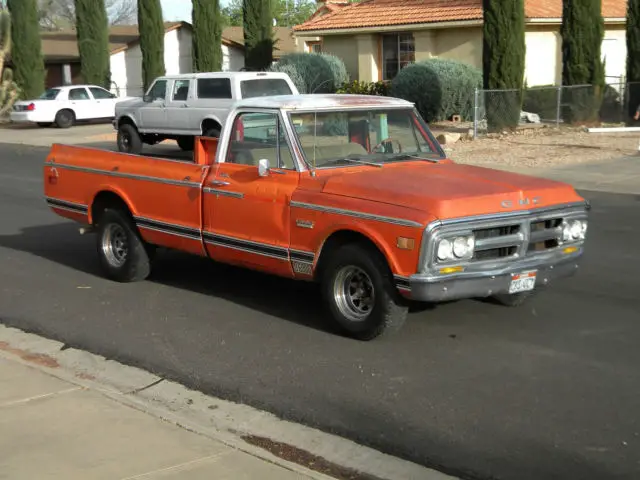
87, 185, 138, 225
116, 114, 138, 130
312, 223, 402, 277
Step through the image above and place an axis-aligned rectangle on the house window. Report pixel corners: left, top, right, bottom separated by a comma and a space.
307, 41, 322, 53
382, 33, 415, 81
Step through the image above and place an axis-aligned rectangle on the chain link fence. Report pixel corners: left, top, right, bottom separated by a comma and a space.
473, 79, 640, 137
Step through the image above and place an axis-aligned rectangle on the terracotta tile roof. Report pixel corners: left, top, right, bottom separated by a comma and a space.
293, 0, 627, 32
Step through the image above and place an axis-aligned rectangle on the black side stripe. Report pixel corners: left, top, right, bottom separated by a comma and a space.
289, 249, 315, 263
46, 198, 88, 214
134, 216, 201, 240
203, 232, 290, 260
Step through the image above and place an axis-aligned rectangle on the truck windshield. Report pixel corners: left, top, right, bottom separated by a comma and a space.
240, 79, 293, 98
289, 108, 446, 169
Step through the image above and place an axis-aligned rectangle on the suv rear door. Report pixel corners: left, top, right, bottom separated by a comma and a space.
190, 77, 234, 134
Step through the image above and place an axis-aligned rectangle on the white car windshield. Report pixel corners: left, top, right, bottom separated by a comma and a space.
289, 108, 446, 169
38, 88, 61, 100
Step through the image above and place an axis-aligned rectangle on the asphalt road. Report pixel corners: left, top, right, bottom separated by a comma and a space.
1, 142, 639, 480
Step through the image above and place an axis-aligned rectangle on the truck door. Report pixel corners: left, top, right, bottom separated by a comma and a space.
165, 78, 193, 134
201, 110, 300, 278
139, 79, 168, 130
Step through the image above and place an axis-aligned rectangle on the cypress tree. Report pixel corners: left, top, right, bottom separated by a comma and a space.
482, 0, 526, 131
137, 0, 165, 91
75, 0, 111, 89
243, 0, 274, 71
561, 0, 605, 123
192, 0, 222, 72
7, 0, 45, 99
626, 0, 640, 121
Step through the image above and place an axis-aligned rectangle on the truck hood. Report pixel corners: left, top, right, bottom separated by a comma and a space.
115, 97, 145, 110
318, 162, 583, 218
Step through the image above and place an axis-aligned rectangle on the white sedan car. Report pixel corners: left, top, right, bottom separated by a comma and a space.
10, 84, 132, 129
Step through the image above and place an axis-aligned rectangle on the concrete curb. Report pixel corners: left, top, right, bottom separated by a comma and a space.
0, 324, 455, 480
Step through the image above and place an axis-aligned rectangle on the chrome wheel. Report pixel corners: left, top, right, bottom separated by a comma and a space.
333, 266, 375, 322
101, 223, 128, 267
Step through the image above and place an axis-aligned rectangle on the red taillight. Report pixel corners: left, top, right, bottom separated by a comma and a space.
26, 103, 35, 111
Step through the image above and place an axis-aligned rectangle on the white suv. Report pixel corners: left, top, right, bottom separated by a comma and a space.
113, 71, 299, 154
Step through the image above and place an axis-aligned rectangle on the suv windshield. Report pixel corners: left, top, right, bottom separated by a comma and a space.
38, 88, 61, 100
289, 108, 446, 168
240, 78, 293, 98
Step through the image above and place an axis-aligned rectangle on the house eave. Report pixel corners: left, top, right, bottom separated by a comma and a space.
293, 16, 626, 36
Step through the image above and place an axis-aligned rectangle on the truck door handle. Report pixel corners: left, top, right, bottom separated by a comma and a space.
209, 180, 230, 186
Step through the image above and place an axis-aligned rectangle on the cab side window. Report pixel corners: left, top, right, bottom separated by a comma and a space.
172, 80, 190, 101
147, 80, 167, 101
68, 88, 90, 100
225, 112, 296, 170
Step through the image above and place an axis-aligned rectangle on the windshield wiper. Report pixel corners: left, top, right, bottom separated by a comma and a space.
325, 157, 383, 168
388, 153, 441, 164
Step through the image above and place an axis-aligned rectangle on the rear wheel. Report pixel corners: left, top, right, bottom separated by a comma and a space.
96, 208, 152, 282
321, 244, 408, 341
203, 127, 220, 138
177, 136, 195, 151
55, 110, 74, 129
117, 123, 143, 154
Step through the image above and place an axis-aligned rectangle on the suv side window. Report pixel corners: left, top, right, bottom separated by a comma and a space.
172, 80, 191, 101
226, 112, 295, 170
147, 80, 167, 101
197, 78, 232, 99
89, 87, 114, 100
68, 88, 90, 100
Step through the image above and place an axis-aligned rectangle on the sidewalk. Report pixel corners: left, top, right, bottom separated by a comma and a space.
0, 354, 312, 480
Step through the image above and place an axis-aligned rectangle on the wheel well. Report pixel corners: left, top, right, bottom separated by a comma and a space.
117, 116, 136, 130
201, 119, 221, 135
314, 230, 390, 281
56, 108, 75, 119
91, 191, 133, 225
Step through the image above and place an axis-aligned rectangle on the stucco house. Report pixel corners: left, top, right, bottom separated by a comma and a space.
34, 22, 303, 97
293, 0, 628, 87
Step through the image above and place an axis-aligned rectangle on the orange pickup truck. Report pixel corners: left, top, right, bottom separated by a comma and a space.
43, 94, 589, 340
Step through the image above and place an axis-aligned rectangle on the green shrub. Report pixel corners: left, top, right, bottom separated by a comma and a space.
390, 58, 482, 123
266, 62, 307, 93
522, 85, 559, 121
337, 80, 390, 96
267, 52, 348, 94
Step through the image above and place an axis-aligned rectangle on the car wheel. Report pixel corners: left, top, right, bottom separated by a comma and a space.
96, 208, 152, 283
176, 136, 194, 151
117, 123, 143, 154
321, 243, 408, 341
203, 127, 220, 138
492, 291, 535, 307
55, 110, 74, 129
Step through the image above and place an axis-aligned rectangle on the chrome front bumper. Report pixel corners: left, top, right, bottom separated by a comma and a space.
399, 249, 583, 303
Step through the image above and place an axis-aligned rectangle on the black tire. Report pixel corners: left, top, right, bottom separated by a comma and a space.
203, 127, 220, 138
321, 243, 408, 341
55, 110, 74, 129
177, 136, 195, 151
117, 123, 143, 154
492, 291, 535, 307
37, 122, 52, 128
95, 208, 151, 283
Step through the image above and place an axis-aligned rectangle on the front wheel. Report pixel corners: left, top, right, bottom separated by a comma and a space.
321, 244, 408, 341
96, 208, 152, 282
117, 123, 143, 154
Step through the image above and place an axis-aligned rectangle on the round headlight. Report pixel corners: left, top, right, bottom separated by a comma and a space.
437, 239, 453, 261
562, 222, 573, 241
569, 220, 582, 239
580, 221, 588, 239
453, 236, 473, 258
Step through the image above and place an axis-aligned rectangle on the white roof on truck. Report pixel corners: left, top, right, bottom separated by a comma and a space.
233, 94, 415, 111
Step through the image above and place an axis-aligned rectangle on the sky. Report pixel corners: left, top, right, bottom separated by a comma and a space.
161, 0, 232, 22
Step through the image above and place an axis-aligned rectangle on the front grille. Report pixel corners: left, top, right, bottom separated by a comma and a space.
470, 215, 565, 262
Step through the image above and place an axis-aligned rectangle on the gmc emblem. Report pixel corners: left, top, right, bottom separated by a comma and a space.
501, 197, 541, 208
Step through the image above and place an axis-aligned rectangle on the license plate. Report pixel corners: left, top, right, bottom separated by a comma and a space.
508, 270, 537, 294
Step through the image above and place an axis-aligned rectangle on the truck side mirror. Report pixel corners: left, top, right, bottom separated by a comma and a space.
143, 94, 152, 103
258, 158, 270, 177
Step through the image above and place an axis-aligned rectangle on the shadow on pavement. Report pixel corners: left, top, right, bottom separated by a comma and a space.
0, 221, 335, 335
